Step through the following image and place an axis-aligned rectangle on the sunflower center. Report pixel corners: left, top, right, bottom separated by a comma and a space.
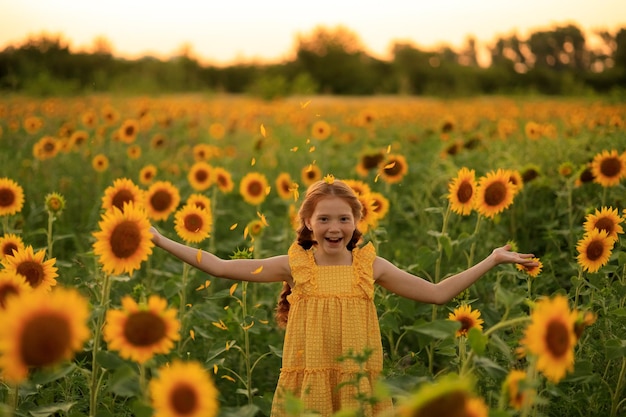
458, 317, 473, 333
457, 182, 474, 204
169, 383, 198, 415
384, 160, 402, 176
110, 221, 141, 259
124, 311, 166, 346
124, 125, 135, 137
150, 190, 173, 213
363, 154, 383, 170
545, 320, 571, 358
2, 243, 18, 257
594, 218, 615, 235
184, 213, 204, 232
0, 285, 18, 308
20, 313, 72, 367
586, 239, 606, 261
484, 182, 507, 206
600, 157, 622, 178
247, 182, 263, 197
415, 390, 467, 417
0, 188, 16, 207
112, 190, 135, 210
194, 170, 209, 183
16, 261, 44, 288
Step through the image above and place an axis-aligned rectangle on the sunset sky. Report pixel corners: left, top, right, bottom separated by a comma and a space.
1, 0, 625, 65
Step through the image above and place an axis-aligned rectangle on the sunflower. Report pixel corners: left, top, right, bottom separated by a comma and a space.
524, 121, 542, 140
101, 105, 120, 126
126, 144, 142, 160
93, 202, 154, 276
2, 245, 57, 291
275, 172, 295, 201
23, 116, 44, 135
118, 119, 139, 144
101, 178, 144, 213
0, 177, 25, 217
144, 181, 181, 221
174, 204, 212, 243
0, 270, 31, 309
475, 169, 516, 219
521, 164, 541, 184
573, 310, 597, 340
505, 169, 524, 194
576, 229, 614, 273
379, 154, 408, 184
357, 193, 378, 234
44, 192, 66, 215
188, 161, 214, 192
311, 120, 332, 140
139, 164, 158, 185
356, 149, 384, 177
213, 167, 234, 193
239, 172, 269, 206
369, 191, 390, 221
92, 154, 110, 172
68, 130, 89, 150
343, 179, 371, 196
150, 360, 219, 417
186, 194, 211, 212
448, 167, 477, 216
103, 295, 180, 364
516, 257, 543, 278
575, 165, 595, 187
193, 144, 220, 161
583, 206, 624, 240
356, 108, 376, 127
244, 219, 266, 241
396, 373, 479, 417
448, 304, 484, 337
150, 133, 167, 150
504, 369, 534, 410
590, 149, 626, 187
0, 233, 25, 261
558, 161, 575, 178
520, 295, 578, 383
301, 164, 322, 187
209, 122, 225, 140
0, 287, 90, 383
81, 110, 98, 128
33, 136, 60, 160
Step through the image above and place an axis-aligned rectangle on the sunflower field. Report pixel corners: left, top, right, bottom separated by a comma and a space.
0, 93, 625, 417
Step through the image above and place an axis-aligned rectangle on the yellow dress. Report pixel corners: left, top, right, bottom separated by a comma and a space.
270, 242, 393, 416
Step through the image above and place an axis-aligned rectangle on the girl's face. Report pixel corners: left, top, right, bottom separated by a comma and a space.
305, 196, 357, 256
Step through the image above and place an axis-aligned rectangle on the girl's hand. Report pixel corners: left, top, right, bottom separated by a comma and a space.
149, 226, 161, 246
492, 244, 538, 267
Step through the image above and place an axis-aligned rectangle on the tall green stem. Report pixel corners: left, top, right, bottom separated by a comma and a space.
610, 357, 626, 417
89, 272, 112, 417
177, 262, 191, 355
46, 211, 54, 259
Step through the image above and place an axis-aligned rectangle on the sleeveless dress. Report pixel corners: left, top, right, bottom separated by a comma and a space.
270, 242, 394, 416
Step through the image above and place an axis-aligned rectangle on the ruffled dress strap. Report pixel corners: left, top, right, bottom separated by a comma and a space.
352, 241, 376, 299
287, 242, 317, 297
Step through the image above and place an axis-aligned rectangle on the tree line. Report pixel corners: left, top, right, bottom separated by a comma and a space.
1, 24, 624, 97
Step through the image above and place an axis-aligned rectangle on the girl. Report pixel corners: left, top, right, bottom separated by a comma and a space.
149, 179, 537, 416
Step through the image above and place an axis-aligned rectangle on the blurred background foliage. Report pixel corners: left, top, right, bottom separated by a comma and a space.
1, 23, 625, 98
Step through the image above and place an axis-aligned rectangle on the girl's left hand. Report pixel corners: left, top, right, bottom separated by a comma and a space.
492, 244, 538, 267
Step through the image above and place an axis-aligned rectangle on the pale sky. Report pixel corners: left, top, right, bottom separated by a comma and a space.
1, 0, 624, 65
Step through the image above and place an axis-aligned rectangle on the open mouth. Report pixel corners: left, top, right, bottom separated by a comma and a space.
325, 237, 342, 243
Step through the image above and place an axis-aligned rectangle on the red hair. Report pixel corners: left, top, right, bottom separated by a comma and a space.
276, 179, 363, 328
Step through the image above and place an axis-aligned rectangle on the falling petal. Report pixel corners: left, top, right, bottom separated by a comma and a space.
190, 330, 195, 340
290, 147, 298, 152
242, 321, 255, 330
222, 375, 236, 382
229, 283, 238, 296
309, 146, 316, 152
251, 158, 256, 166
196, 249, 202, 263
300, 100, 311, 109
384, 161, 396, 169
213, 364, 218, 374
230, 223, 238, 230
251, 266, 263, 274
260, 124, 266, 137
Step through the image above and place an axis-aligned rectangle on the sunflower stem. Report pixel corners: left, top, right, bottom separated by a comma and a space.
177, 262, 191, 355
610, 357, 626, 417
208, 186, 218, 255
89, 271, 112, 417
46, 211, 54, 260
6, 384, 18, 416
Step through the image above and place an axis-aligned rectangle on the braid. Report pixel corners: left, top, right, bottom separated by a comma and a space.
275, 281, 292, 328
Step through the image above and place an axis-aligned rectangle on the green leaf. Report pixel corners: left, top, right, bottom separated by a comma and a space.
404, 319, 460, 340
467, 327, 487, 356
30, 363, 76, 385
604, 339, 626, 360
28, 402, 76, 417
96, 350, 125, 370
106, 365, 140, 397
472, 356, 508, 379
131, 399, 153, 417
439, 233, 453, 259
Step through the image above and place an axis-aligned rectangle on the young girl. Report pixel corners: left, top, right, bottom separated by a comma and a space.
149, 179, 537, 416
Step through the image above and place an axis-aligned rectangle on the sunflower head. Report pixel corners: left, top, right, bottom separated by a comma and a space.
0, 233, 25, 261
239, 172, 269, 206
44, 192, 66, 215
174, 204, 212, 244
583, 206, 624, 240
0, 177, 25, 217
503, 369, 535, 410
396, 373, 482, 417
448, 167, 476, 216
591, 149, 626, 187
520, 295, 578, 383
0, 270, 31, 309
516, 257, 543, 278
448, 304, 484, 337
2, 245, 57, 291
576, 228, 614, 273
475, 169, 515, 219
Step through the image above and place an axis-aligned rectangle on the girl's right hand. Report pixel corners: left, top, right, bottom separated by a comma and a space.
149, 226, 161, 245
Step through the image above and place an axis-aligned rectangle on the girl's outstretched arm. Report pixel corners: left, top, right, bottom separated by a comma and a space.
150, 227, 293, 285
374, 244, 538, 305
